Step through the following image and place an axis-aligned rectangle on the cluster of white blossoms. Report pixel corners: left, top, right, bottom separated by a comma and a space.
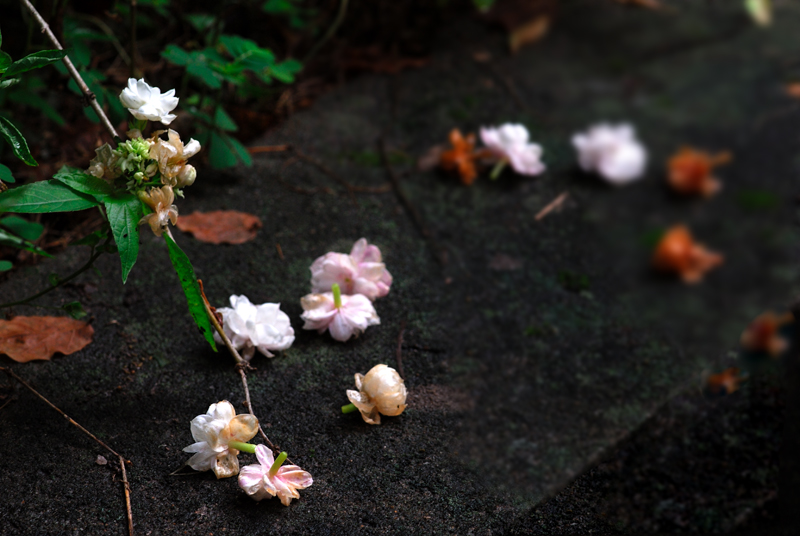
301, 238, 390, 342
184, 401, 312, 505
87, 78, 201, 237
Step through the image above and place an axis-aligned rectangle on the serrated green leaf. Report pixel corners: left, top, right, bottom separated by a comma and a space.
0, 115, 36, 166
164, 234, 217, 351
0, 260, 12, 271
0, 215, 44, 241
0, 163, 14, 183
104, 194, 142, 283
0, 77, 19, 90
4, 49, 68, 78
214, 107, 238, 132
0, 180, 99, 213
53, 166, 117, 200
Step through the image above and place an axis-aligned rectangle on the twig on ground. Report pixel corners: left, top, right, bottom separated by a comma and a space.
0, 366, 134, 536
396, 320, 406, 379
535, 191, 569, 221
248, 145, 291, 154
378, 137, 447, 266
275, 243, 285, 260
20, 0, 119, 141
197, 281, 287, 460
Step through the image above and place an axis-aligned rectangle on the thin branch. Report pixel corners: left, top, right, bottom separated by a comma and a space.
130, 0, 138, 77
248, 145, 291, 154
20, 0, 119, 141
535, 191, 569, 221
0, 367, 134, 536
304, 0, 349, 64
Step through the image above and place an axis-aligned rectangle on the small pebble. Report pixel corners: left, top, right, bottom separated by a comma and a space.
95, 455, 108, 466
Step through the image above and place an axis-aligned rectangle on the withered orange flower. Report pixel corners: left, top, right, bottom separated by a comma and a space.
740, 311, 793, 357
652, 225, 723, 283
440, 129, 480, 185
706, 367, 746, 396
667, 147, 731, 197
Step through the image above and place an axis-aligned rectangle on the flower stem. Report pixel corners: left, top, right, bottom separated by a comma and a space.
341, 403, 358, 414
490, 159, 508, 180
332, 283, 342, 308
268, 451, 288, 476
228, 441, 256, 454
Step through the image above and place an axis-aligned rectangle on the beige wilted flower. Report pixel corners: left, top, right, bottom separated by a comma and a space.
149, 129, 201, 188
87, 144, 121, 180
138, 185, 178, 237
346, 364, 407, 425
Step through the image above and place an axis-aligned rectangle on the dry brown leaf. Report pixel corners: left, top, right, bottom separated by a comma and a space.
509, 16, 551, 53
176, 211, 263, 245
0, 316, 94, 363
785, 83, 800, 99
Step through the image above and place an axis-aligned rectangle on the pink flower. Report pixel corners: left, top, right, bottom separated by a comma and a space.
300, 288, 380, 342
572, 123, 647, 185
239, 446, 313, 505
480, 124, 545, 176
310, 238, 392, 301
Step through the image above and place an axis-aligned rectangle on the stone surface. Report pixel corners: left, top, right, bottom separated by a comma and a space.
0, 1, 797, 533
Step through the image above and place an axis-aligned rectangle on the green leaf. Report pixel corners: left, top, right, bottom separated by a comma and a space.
0, 77, 19, 90
0, 260, 12, 271
0, 215, 44, 241
4, 49, 68, 78
0, 163, 14, 183
209, 131, 239, 168
161, 44, 192, 66
224, 134, 253, 167
104, 194, 142, 283
0, 50, 11, 74
62, 301, 87, 319
71, 228, 108, 247
267, 59, 302, 84
0, 180, 99, 213
0, 115, 37, 166
164, 234, 217, 351
187, 61, 222, 89
185, 14, 215, 33
53, 166, 116, 200
0, 228, 51, 257
214, 107, 238, 132
8, 89, 66, 126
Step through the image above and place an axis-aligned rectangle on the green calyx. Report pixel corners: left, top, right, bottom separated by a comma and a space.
332, 283, 342, 308
269, 451, 288, 476
228, 440, 256, 454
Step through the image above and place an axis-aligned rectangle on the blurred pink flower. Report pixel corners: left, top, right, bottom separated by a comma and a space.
572, 123, 647, 185
480, 124, 545, 176
300, 291, 380, 342
239, 445, 313, 505
310, 238, 392, 301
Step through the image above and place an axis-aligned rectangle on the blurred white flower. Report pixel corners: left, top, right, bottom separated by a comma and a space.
239, 446, 313, 505
479, 124, 545, 176
346, 364, 407, 425
119, 78, 179, 125
214, 295, 295, 360
300, 291, 379, 342
572, 123, 647, 185
310, 238, 392, 301
183, 401, 259, 479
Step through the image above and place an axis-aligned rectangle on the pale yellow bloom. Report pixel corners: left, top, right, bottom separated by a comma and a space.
138, 185, 178, 237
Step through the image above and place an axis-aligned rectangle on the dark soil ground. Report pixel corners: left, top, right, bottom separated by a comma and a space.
1, 1, 799, 534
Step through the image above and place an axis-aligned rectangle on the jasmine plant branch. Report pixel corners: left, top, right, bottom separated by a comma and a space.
0, 367, 134, 536
130, 0, 138, 77
19, 0, 120, 141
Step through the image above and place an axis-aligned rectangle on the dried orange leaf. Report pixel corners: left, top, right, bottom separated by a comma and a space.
0, 316, 94, 363
176, 210, 263, 245
509, 16, 550, 53
785, 83, 800, 98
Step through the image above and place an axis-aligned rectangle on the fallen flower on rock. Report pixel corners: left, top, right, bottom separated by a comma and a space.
572, 123, 647, 185
706, 367, 747, 396
342, 364, 407, 425
667, 147, 730, 197
0, 315, 94, 363
480, 123, 545, 178
440, 128, 482, 185
740, 311, 793, 357
214, 295, 294, 359
652, 225, 723, 283
300, 284, 380, 342
177, 210, 263, 245
183, 400, 259, 479
239, 446, 313, 505
310, 238, 392, 301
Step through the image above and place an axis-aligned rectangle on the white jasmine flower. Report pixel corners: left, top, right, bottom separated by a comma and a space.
310, 238, 392, 301
346, 364, 407, 425
572, 123, 647, 185
239, 446, 313, 506
119, 78, 179, 125
300, 289, 380, 342
479, 124, 545, 176
138, 185, 178, 237
214, 295, 295, 360
183, 401, 259, 479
